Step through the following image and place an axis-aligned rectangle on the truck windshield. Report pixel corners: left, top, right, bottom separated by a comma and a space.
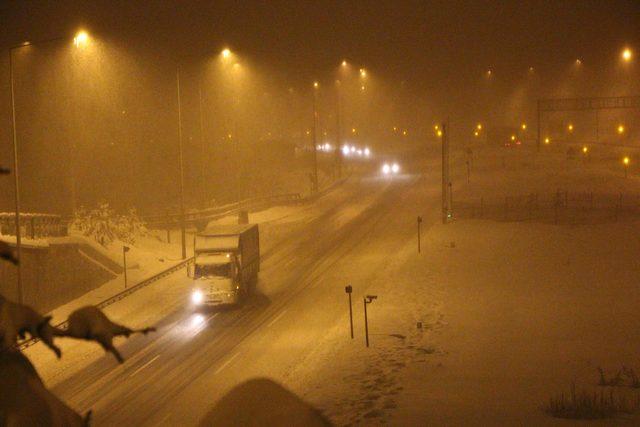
195, 263, 231, 278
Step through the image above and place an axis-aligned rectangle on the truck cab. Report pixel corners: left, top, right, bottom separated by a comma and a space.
189, 224, 259, 308
191, 253, 240, 305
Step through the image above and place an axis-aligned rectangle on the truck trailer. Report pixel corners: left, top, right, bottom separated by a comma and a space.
189, 224, 259, 307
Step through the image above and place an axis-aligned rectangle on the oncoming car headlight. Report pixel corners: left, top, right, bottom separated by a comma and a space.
382, 163, 391, 175
391, 163, 400, 174
191, 289, 204, 305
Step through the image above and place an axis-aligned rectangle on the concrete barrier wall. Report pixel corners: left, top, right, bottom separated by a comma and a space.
0, 240, 116, 313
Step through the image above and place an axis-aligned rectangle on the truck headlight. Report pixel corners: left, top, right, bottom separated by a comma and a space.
191, 289, 204, 304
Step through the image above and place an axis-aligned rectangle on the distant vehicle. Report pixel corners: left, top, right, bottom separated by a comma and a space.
486, 126, 522, 147
189, 224, 260, 307
381, 162, 400, 175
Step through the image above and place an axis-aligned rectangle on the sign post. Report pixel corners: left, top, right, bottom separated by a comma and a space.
345, 285, 354, 339
363, 295, 377, 347
123, 246, 130, 288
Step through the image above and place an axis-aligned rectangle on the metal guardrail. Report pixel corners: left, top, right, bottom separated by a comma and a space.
144, 193, 303, 229
17, 257, 193, 351
0, 212, 67, 238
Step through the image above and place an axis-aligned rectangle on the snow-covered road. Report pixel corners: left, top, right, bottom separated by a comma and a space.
48, 153, 439, 425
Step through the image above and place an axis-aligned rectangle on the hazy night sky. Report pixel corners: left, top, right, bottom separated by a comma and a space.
1, 1, 639, 213
2, 0, 639, 98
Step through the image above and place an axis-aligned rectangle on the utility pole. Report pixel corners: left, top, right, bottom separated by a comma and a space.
176, 65, 187, 260
441, 119, 451, 223
9, 48, 23, 303
312, 82, 319, 193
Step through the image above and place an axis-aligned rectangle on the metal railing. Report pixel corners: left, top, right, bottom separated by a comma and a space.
144, 193, 303, 229
17, 257, 193, 351
0, 213, 66, 239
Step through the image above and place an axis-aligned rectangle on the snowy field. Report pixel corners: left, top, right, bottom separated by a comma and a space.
22, 143, 640, 425
285, 144, 640, 425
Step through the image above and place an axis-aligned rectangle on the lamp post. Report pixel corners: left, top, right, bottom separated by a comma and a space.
8, 45, 23, 303
335, 79, 342, 180
176, 64, 187, 260
312, 81, 319, 193
7, 31, 86, 303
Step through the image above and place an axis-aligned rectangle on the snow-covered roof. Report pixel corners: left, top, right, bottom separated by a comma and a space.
195, 235, 239, 251
195, 253, 232, 265
201, 223, 256, 237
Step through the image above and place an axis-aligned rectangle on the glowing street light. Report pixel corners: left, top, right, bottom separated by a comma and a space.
575, 59, 582, 65
73, 30, 89, 47
352, 127, 357, 134
474, 131, 479, 137
521, 123, 527, 130
341, 60, 348, 67
510, 135, 516, 141
476, 123, 482, 130
622, 48, 632, 62
359, 68, 367, 77
617, 124, 625, 134
623, 156, 630, 177
221, 48, 231, 59
544, 137, 550, 144
567, 124, 574, 132
437, 130, 443, 137
582, 146, 588, 154
313, 81, 319, 89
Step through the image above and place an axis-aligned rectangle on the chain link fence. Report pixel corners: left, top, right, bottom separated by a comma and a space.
454, 191, 640, 224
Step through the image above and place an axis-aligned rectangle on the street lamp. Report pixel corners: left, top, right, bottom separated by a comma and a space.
221, 48, 231, 59
567, 124, 574, 132
8, 29, 91, 303
622, 48, 632, 62
73, 31, 89, 47
617, 124, 625, 135
521, 123, 527, 130
175, 64, 187, 259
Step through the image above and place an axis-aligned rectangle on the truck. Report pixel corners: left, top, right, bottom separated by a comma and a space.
188, 224, 260, 307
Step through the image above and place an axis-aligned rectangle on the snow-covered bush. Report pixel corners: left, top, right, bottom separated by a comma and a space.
71, 202, 148, 247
